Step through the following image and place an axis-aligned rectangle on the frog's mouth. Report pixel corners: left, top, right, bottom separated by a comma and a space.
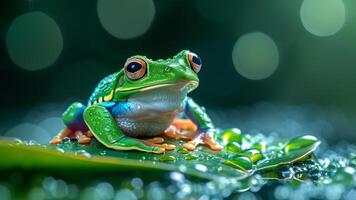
140, 80, 198, 92
116, 80, 199, 94
127, 80, 198, 112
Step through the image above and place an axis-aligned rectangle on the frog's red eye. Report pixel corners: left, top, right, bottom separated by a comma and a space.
124, 58, 147, 80
188, 52, 202, 73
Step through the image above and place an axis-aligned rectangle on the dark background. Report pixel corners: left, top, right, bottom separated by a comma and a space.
1, 0, 355, 144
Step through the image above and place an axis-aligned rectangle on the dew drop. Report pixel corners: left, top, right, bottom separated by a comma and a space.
184, 154, 198, 160
221, 128, 242, 145
159, 155, 176, 161
284, 135, 319, 154
229, 156, 252, 171
178, 148, 189, 154
224, 142, 241, 155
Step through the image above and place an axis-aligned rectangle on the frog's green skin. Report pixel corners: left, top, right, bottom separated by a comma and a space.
59, 50, 217, 154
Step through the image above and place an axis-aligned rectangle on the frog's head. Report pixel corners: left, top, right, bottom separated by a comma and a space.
114, 50, 201, 100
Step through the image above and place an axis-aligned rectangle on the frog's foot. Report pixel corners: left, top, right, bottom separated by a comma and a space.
184, 133, 223, 151
86, 130, 94, 138
141, 138, 176, 151
50, 128, 73, 144
74, 130, 92, 144
171, 118, 197, 131
164, 125, 222, 151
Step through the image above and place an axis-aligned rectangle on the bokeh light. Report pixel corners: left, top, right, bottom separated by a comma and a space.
97, 0, 155, 40
300, 0, 345, 37
232, 32, 279, 80
5, 123, 50, 144
6, 11, 63, 71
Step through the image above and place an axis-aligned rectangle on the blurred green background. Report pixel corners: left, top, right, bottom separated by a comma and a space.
1, 0, 355, 143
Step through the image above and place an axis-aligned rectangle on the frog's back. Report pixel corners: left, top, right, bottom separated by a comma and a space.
88, 72, 120, 105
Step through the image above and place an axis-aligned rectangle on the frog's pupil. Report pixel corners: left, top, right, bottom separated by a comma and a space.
127, 62, 142, 73
192, 55, 201, 65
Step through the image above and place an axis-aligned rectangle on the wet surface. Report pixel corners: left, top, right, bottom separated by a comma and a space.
1, 103, 356, 199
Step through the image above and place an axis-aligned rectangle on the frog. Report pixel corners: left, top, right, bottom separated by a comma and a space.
50, 50, 223, 154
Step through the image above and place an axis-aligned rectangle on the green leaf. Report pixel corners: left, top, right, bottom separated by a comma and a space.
256, 135, 321, 171
0, 138, 248, 182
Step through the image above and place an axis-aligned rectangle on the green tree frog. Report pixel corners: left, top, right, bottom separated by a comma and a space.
51, 50, 223, 154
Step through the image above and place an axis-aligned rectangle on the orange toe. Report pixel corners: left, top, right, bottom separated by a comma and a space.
78, 136, 91, 144
183, 141, 200, 151
145, 137, 165, 144
50, 137, 61, 144
203, 134, 223, 151
163, 144, 176, 150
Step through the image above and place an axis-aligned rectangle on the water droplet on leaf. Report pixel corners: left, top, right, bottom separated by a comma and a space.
159, 155, 176, 161
184, 154, 198, 160
224, 142, 241, 154
284, 135, 320, 154
229, 156, 252, 171
221, 128, 242, 145
240, 149, 263, 163
178, 148, 189, 154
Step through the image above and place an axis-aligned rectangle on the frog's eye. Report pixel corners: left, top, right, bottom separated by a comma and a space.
188, 52, 202, 73
124, 58, 147, 80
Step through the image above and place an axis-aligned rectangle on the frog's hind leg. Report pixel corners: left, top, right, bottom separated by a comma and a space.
83, 105, 165, 154
50, 102, 92, 144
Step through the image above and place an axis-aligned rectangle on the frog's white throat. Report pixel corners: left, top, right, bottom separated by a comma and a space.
117, 82, 192, 137
128, 82, 189, 113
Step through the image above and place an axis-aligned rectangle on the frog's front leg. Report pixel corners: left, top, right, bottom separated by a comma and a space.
166, 97, 223, 151
83, 105, 165, 154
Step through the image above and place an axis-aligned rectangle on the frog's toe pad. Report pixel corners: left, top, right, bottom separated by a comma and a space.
73, 131, 92, 144
162, 144, 176, 150
78, 135, 92, 144
183, 140, 201, 151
